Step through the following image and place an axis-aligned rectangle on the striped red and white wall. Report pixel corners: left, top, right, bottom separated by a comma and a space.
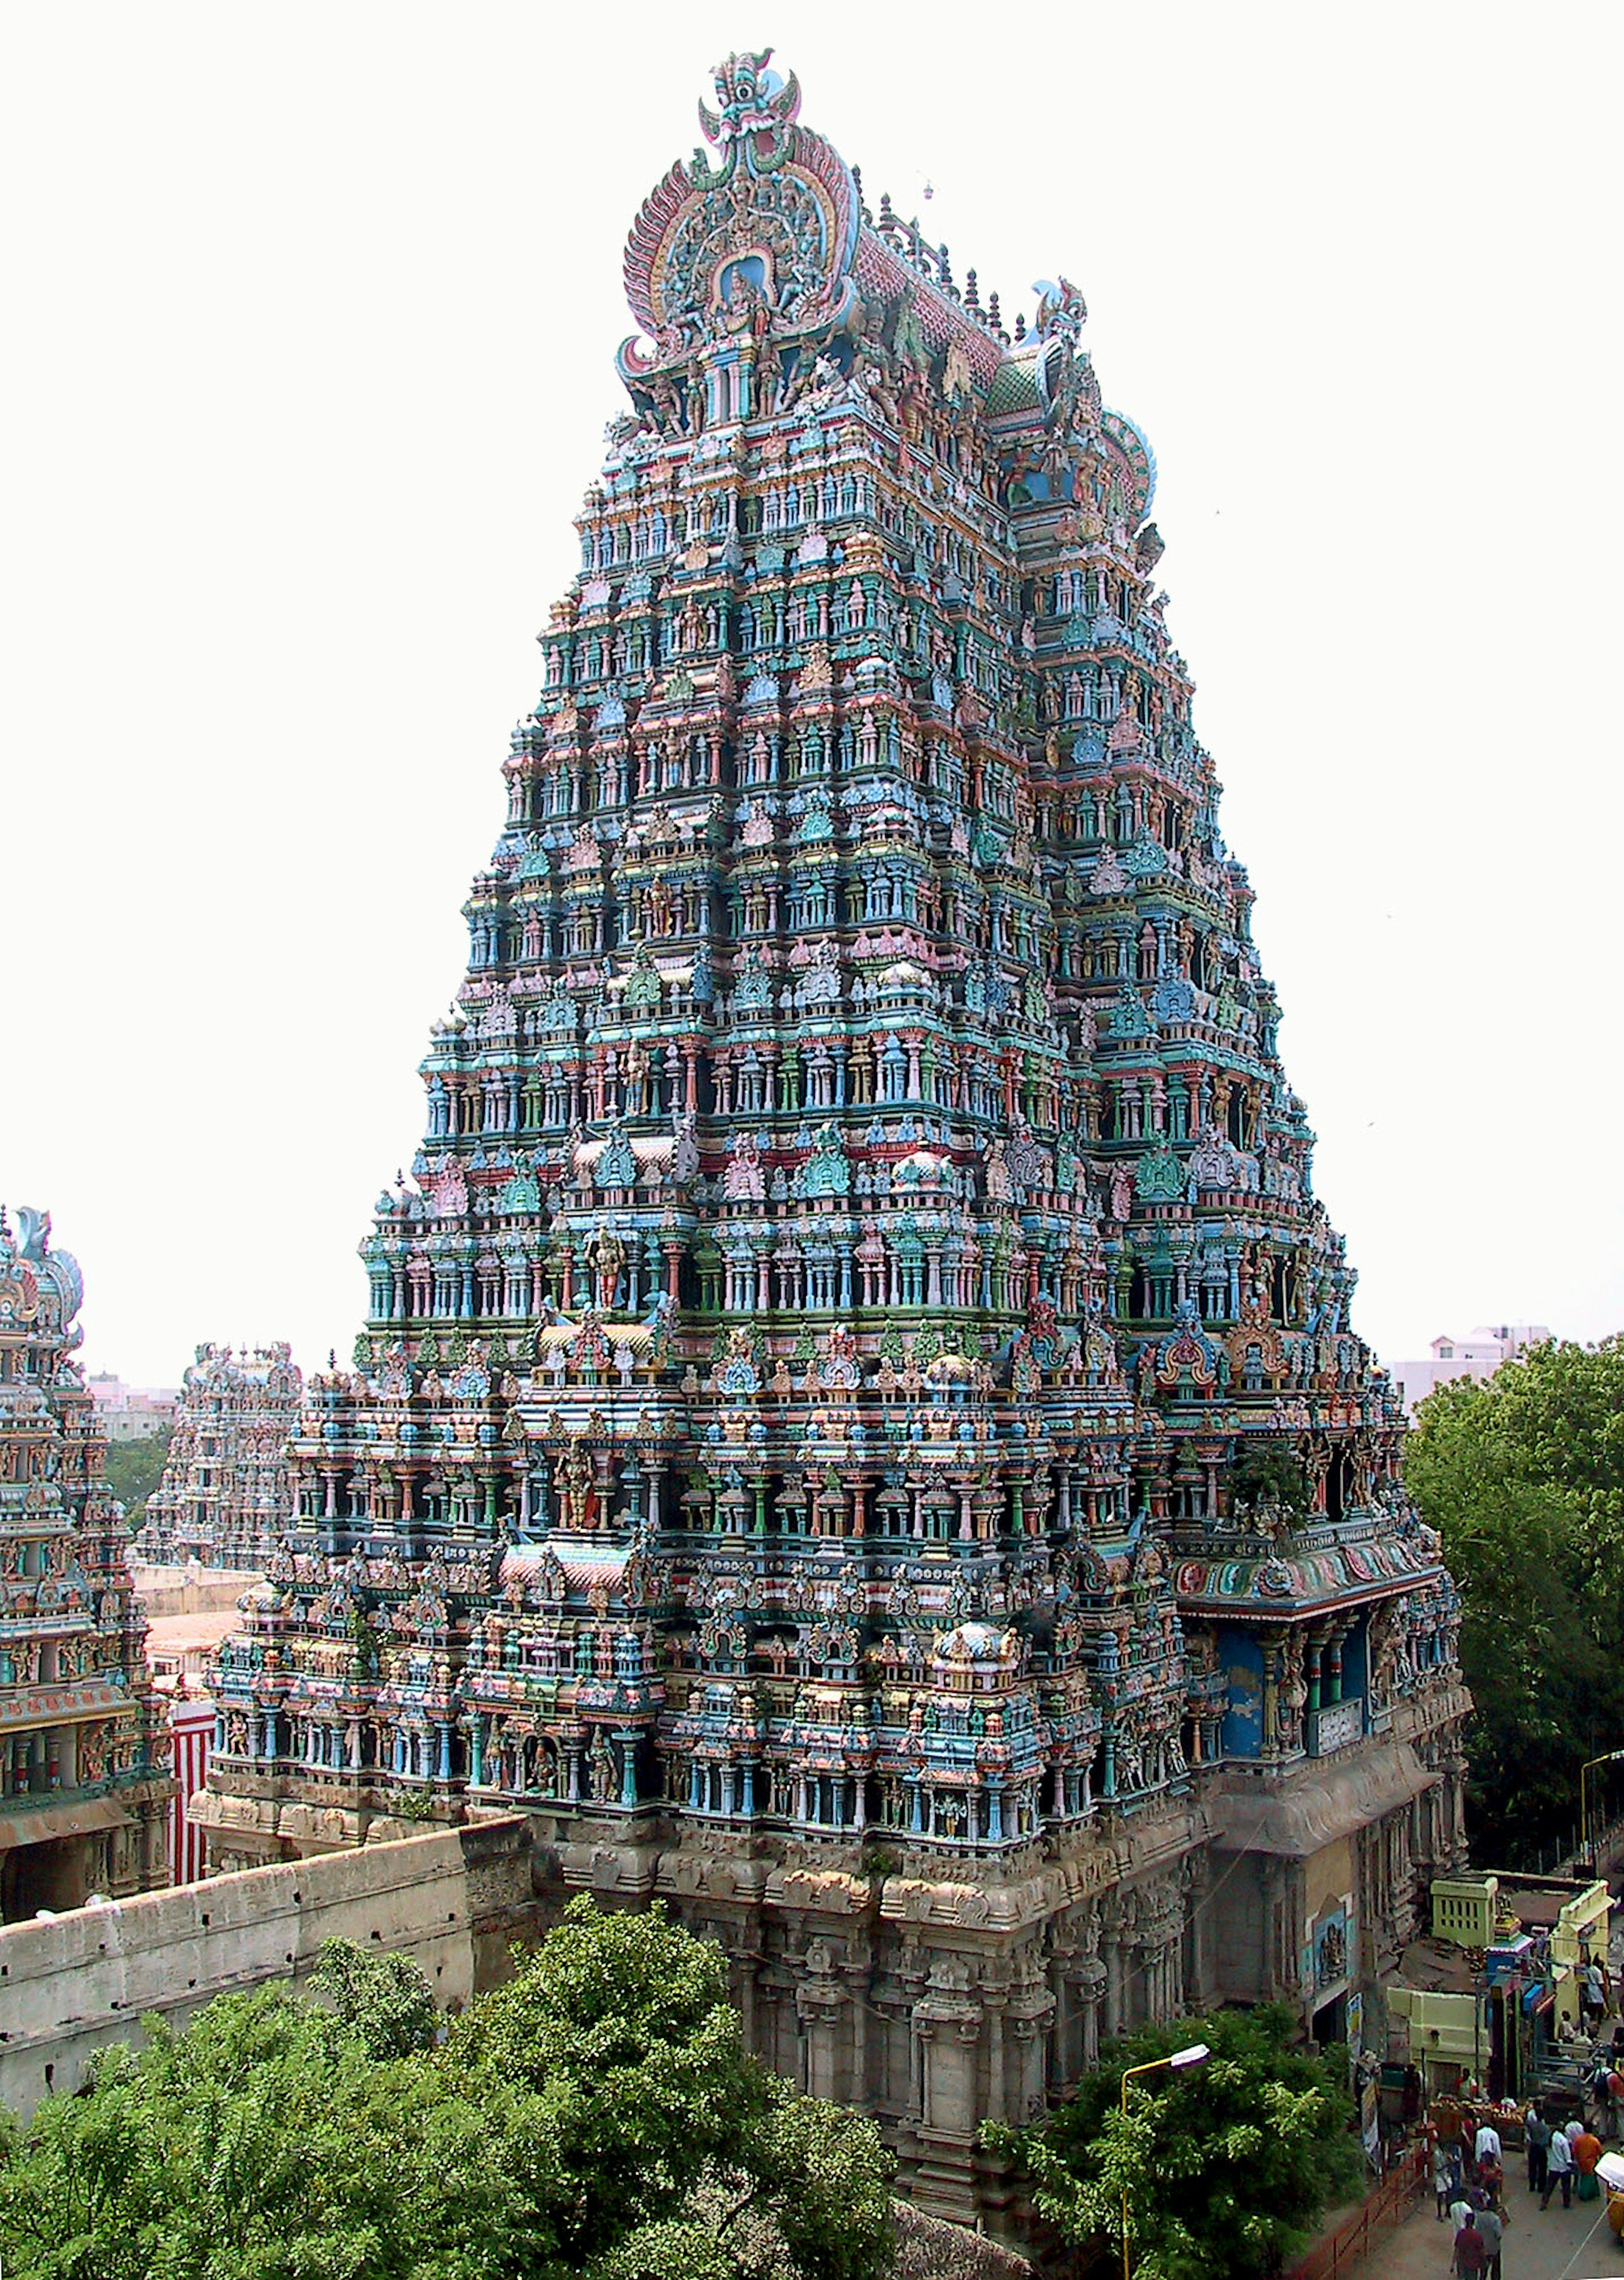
168, 1695, 213, 1884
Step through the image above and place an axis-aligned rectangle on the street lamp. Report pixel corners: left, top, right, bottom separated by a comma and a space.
1580, 1750, 1624, 1870
1119, 2042, 1211, 2280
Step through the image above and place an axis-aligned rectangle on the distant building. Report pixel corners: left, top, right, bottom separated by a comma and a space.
86, 1374, 179, 1444
0, 1206, 171, 1918
1386, 1868, 1608, 2098
1390, 1325, 1552, 1414
136, 1344, 302, 1569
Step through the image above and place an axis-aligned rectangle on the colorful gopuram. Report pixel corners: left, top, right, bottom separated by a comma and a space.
200, 55, 1469, 2222
137, 1342, 302, 1569
0, 1209, 171, 1917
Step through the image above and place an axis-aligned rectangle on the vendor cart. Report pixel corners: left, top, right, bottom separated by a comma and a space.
1595, 2150, 1624, 2244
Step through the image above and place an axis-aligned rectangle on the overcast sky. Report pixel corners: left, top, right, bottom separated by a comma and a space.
4, 2, 1619, 1389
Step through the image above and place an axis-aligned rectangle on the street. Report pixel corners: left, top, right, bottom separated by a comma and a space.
1363, 2178, 1624, 2280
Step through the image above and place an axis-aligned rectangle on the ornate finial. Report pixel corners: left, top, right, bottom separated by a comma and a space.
965, 269, 981, 314
697, 49, 801, 151
1032, 277, 1087, 342
16, 1205, 50, 1262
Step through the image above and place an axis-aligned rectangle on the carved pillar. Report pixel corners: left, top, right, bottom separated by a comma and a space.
1102, 1892, 1127, 2038
844, 1954, 870, 2107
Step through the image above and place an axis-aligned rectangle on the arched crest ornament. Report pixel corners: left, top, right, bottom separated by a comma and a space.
618, 50, 860, 385
1153, 1303, 1220, 1393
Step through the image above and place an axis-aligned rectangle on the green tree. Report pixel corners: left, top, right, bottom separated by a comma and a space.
307, 1934, 440, 2062
1231, 1440, 1312, 1520
442, 1898, 894, 2280
0, 1904, 893, 2280
0, 1980, 518, 2280
1407, 1336, 1624, 1860
101, 1431, 172, 1526
984, 2005, 1360, 2280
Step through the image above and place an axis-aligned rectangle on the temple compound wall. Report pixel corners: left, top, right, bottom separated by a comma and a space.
198, 53, 1470, 2234
0, 1816, 535, 2119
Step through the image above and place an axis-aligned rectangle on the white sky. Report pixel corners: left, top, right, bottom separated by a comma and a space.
3, 2, 1619, 1389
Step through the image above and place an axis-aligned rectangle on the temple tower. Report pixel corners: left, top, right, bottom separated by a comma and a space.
137, 1341, 302, 1569
0, 1208, 171, 1916
201, 55, 1469, 2226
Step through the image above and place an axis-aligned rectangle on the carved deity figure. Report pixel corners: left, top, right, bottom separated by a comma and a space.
585, 1223, 625, 1310
589, 1729, 616, 1803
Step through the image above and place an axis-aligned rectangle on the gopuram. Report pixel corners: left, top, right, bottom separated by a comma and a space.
201, 55, 1469, 2222
0, 1209, 171, 1917
137, 1341, 302, 1569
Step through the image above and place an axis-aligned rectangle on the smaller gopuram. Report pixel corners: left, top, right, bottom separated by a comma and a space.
137, 1343, 302, 1569
0, 1208, 171, 1917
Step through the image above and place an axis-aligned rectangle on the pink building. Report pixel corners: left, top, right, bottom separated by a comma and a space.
1389, 1324, 1551, 1415
86, 1373, 178, 1443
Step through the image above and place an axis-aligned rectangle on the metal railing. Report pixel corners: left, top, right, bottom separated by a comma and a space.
1553, 1808, 1624, 1877
1285, 2140, 1428, 2280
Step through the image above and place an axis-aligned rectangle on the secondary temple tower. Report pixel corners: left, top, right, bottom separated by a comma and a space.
202, 55, 1470, 2224
0, 1209, 171, 1917
137, 1342, 302, 1569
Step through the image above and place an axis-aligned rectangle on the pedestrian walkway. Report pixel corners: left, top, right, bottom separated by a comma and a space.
1362, 2184, 1622, 2280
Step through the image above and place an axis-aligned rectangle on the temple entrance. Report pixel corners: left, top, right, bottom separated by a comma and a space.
0, 1831, 99, 1921
1312, 1991, 1347, 2049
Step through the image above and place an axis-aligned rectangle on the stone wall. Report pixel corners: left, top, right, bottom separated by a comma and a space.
0, 1815, 535, 2118
130, 1564, 263, 1619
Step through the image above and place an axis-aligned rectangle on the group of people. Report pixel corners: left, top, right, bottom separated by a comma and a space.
1435, 2106, 1610, 2276
1521, 2105, 1604, 2207
1435, 2119, 1513, 2278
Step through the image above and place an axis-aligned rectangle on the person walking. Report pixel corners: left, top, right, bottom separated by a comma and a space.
1542, 2118, 1575, 2209
1474, 2201, 1506, 2280
1435, 2139, 1460, 2220
1525, 2100, 1551, 2197
1453, 2214, 1488, 2279
1583, 1961, 1606, 2027
1585, 2058, 1613, 2138
1573, 2119, 1604, 2200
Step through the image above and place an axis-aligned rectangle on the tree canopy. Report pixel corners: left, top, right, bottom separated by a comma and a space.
444, 1900, 893, 2280
984, 2005, 1361, 2280
0, 1904, 895, 2280
1406, 1335, 1624, 1861
101, 1431, 172, 1527
0, 1972, 503, 2280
